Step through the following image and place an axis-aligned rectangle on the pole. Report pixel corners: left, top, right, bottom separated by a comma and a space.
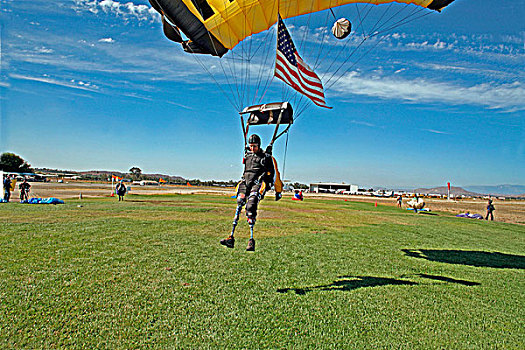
447, 182, 451, 201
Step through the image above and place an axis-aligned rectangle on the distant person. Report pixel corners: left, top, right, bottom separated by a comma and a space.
397, 195, 402, 208
3, 175, 11, 202
485, 199, 495, 221
19, 178, 31, 202
116, 180, 127, 201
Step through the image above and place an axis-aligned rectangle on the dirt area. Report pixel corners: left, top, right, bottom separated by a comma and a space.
309, 193, 525, 225
8, 181, 525, 225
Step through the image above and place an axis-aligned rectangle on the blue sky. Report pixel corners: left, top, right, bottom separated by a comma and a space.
1, 0, 524, 188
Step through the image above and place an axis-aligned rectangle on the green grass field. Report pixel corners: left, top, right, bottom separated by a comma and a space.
1, 194, 524, 349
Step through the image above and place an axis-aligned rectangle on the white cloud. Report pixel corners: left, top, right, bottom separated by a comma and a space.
98, 37, 114, 43
73, 0, 158, 22
34, 46, 54, 54
332, 72, 525, 112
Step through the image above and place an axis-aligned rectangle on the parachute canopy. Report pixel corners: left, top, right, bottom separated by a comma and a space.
150, 0, 455, 56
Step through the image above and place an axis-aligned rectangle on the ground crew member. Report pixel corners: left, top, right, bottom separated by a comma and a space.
19, 178, 31, 202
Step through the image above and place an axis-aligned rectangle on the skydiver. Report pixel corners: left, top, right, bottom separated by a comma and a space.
19, 178, 31, 202
220, 134, 282, 252
116, 180, 127, 201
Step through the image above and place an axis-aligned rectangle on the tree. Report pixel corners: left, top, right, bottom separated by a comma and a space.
129, 167, 142, 180
0, 153, 32, 172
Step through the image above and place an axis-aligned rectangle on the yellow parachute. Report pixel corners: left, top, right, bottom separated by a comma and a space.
150, 0, 455, 56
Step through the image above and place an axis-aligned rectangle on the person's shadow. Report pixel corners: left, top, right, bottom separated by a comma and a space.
277, 276, 417, 295
402, 249, 525, 269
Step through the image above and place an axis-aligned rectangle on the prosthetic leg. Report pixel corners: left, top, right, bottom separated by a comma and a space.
230, 196, 245, 237
245, 191, 260, 251
221, 195, 245, 248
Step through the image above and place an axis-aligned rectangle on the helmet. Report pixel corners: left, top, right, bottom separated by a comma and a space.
248, 134, 261, 146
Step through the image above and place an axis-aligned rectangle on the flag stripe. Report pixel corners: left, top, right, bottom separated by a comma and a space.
275, 56, 324, 98
275, 52, 324, 97
274, 16, 330, 109
275, 53, 325, 99
275, 52, 329, 107
275, 68, 327, 106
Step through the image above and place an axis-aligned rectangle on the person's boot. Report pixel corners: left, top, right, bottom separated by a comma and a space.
246, 238, 255, 252
220, 235, 235, 248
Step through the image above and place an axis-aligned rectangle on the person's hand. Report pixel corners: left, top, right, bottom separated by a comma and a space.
265, 145, 273, 155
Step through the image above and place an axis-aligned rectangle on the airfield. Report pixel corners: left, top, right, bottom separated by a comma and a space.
17, 181, 525, 225
1, 181, 524, 348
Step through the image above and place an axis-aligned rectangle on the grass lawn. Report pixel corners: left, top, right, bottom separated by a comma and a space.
1, 194, 524, 348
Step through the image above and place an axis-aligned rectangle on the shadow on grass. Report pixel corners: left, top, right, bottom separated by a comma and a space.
277, 276, 417, 295
402, 249, 525, 269
416, 274, 480, 286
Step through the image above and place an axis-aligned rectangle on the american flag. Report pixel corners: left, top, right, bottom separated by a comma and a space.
274, 16, 331, 109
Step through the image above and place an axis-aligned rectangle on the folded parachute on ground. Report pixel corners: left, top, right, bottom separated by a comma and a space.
23, 198, 65, 205
149, 0, 455, 57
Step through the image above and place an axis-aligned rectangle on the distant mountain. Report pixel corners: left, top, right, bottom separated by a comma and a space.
413, 186, 481, 196
78, 170, 186, 183
463, 185, 525, 196
35, 168, 186, 183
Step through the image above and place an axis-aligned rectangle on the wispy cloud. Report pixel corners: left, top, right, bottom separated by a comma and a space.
332, 72, 525, 112
9, 73, 100, 92
165, 101, 195, 110
350, 120, 376, 127
98, 37, 114, 43
423, 129, 451, 135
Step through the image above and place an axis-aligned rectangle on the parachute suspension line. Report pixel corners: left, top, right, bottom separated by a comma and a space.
372, 8, 430, 38
240, 9, 248, 108
322, 2, 417, 90
354, 3, 367, 38
244, 1, 261, 108
256, 22, 278, 105
329, 8, 337, 20
280, 0, 320, 109
187, 51, 240, 110
243, 2, 256, 108
312, 4, 336, 70
219, 1, 246, 110
367, 3, 395, 36
293, 1, 339, 114
252, 28, 277, 106
317, 3, 373, 79
281, 130, 290, 185
191, 2, 242, 109
325, 30, 390, 91
298, 1, 317, 53
250, 0, 280, 106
